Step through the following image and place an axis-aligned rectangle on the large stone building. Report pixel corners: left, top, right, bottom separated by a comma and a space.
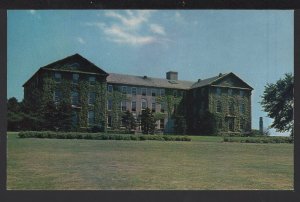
23, 54, 253, 134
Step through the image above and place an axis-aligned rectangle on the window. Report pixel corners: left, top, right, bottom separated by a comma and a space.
240, 90, 244, 97
160, 89, 165, 96
141, 99, 147, 110
107, 99, 112, 111
131, 101, 136, 112
54, 90, 62, 103
151, 89, 156, 96
72, 74, 79, 84
240, 118, 244, 131
122, 86, 127, 94
161, 103, 165, 113
228, 89, 233, 96
228, 118, 234, 131
71, 91, 79, 105
218, 119, 222, 129
141, 88, 147, 96
108, 85, 113, 93
54, 72, 62, 82
132, 87, 137, 95
88, 92, 96, 105
152, 102, 156, 113
89, 76, 96, 85
107, 116, 112, 127
173, 90, 177, 97
228, 101, 234, 114
240, 103, 245, 114
216, 101, 222, 113
121, 101, 127, 112
160, 119, 164, 129
88, 111, 95, 125
216, 88, 221, 96
72, 111, 78, 126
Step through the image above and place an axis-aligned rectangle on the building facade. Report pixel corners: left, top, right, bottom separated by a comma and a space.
23, 54, 253, 134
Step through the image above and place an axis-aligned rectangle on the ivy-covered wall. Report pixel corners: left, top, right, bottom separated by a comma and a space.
208, 86, 251, 134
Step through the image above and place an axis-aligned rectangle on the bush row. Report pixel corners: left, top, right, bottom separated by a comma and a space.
18, 131, 191, 141
223, 136, 293, 144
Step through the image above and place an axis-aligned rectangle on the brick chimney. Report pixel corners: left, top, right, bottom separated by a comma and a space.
166, 71, 178, 80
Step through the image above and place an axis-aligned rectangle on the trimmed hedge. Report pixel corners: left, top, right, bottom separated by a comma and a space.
223, 136, 293, 144
18, 131, 191, 142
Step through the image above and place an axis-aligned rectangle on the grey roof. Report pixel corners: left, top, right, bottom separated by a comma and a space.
107, 73, 195, 90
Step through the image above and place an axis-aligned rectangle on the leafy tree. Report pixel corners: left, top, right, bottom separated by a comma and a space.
261, 73, 293, 134
122, 110, 137, 133
7, 97, 22, 131
174, 115, 187, 134
141, 108, 156, 134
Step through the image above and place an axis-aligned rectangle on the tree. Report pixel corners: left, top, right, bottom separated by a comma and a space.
174, 115, 187, 134
7, 97, 22, 131
261, 73, 293, 134
141, 108, 156, 134
122, 110, 137, 133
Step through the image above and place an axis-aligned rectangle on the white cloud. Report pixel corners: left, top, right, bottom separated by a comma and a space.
76, 37, 86, 45
150, 24, 166, 35
84, 10, 167, 46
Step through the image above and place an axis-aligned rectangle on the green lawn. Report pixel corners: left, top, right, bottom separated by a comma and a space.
7, 132, 293, 190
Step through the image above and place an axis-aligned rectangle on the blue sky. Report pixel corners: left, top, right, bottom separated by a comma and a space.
7, 10, 293, 135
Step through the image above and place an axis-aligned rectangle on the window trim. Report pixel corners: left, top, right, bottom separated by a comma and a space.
141, 99, 147, 110
108, 85, 113, 93
131, 100, 136, 112
122, 86, 127, 94
141, 88, 147, 96
131, 87, 137, 95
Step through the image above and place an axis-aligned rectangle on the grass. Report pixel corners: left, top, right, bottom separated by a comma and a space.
7, 132, 294, 190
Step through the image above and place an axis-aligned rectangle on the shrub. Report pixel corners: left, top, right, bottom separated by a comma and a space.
223, 136, 293, 144
17, 131, 191, 142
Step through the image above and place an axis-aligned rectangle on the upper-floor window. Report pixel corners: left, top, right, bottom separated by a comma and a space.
151, 89, 156, 97
240, 103, 245, 114
216, 100, 222, 113
161, 103, 165, 113
240, 90, 244, 97
107, 85, 113, 93
228, 101, 235, 114
131, 87, 137, 95
132, 101, 136, 112
228, 89, 233, 96
89, 76, 96, 85
54, 72, 62, 83
141, 99, 147, 110
122, 86, 127, 94
107, 99, 112, 111
88, 110, 95, 125
121, 101, 127, 112
89, 92, 96, 105
141, 88, 147, 96
54, 90, 62, 103
72, 74, 79, 84
152, 102, 156, 113
160, 89, 165, 96
216, 88, 221, 96
107, 116, 112, 127
173, 90, 177, 97
71, 91, 79, 105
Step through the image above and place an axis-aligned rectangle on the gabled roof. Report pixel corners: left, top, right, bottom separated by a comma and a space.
107, 73, 194, 90
191, 73, 229, 89
40, 53, 108, 75
23, 54, 108, 87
